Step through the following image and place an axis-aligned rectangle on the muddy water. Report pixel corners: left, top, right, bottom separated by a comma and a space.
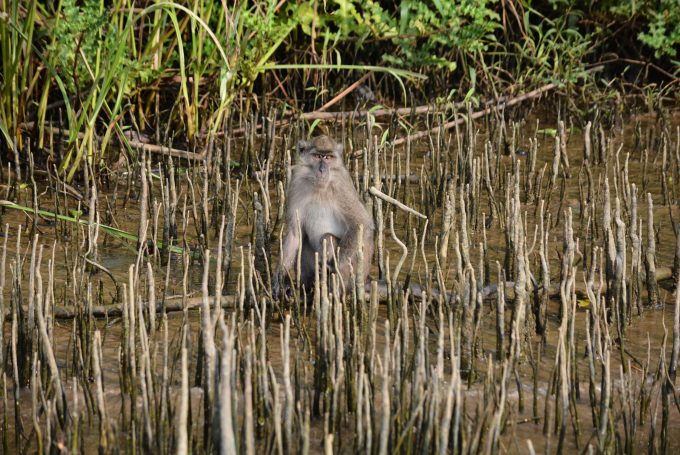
2, 110, 680, 453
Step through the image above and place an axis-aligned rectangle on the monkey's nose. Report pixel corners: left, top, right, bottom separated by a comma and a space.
317, 161, 329, 178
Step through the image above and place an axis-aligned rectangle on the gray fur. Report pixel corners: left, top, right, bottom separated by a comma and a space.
276, 135, 374, 295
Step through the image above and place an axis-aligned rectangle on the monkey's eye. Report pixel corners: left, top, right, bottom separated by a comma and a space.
313, 153, 323, 160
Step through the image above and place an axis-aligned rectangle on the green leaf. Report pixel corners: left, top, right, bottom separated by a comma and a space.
0, 200, 184, 254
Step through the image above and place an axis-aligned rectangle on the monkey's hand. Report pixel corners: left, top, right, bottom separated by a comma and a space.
328, 253, 353, 284
273, 270, 295, 301
327, 255, 352, 276
272, 273, 281, 299
272, 270, 288, 300
326, 255, 338, 274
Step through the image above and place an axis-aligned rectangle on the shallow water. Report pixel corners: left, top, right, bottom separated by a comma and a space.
2, 109, 680, 453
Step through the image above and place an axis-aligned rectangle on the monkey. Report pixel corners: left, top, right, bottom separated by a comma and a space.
274, 135, 374, 297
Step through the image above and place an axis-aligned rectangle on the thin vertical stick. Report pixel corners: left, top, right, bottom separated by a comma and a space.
378, 320, 391, 455
496, 262, 505, 360
92, 330, 108, 452
644, 193, 659, 305
219, 318, 237, 455
176, 334, 189, 455
282, 314, 294, 454
244, 346, 255, 455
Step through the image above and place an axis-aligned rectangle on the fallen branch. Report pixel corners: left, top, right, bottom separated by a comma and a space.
301, 103, 444, 121
29, 264, 673, 320
125, 142, 206, 161
315, 72, 372, 113
52, 295, 232, 319
369, 186, 428, 219
390, 65, 604, 147
20, 122, 207, 161
47, 280, 497, 319
493, 266, 674, 302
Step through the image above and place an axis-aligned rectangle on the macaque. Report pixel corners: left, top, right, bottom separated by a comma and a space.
275, 135, 374, 296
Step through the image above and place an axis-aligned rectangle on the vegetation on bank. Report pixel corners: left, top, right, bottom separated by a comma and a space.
1, 0, 679, 177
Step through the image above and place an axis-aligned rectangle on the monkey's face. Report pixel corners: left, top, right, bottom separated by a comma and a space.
297, 136, 343, 187
305, 150, 338, 185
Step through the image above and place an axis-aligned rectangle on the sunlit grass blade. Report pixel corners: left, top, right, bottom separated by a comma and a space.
0, 200, 184, 254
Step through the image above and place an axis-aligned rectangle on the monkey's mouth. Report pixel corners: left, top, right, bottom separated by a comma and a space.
315, 171, 331, 185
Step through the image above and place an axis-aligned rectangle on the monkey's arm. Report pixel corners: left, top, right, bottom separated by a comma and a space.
280, 228, 300, 272
279, 177, 303, 273
361, 224, 374, 275
273, 227, 300, 298
334, 190, 375, 278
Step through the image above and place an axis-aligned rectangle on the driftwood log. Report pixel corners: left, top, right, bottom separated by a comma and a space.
45, 265, 673, 319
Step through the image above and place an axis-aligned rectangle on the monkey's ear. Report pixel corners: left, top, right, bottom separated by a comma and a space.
334, 142, 344, 155
297, 140, 310, 155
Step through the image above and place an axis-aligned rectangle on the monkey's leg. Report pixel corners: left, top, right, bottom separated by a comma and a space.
320, 233, 341, 273
300, 237, 317, 293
